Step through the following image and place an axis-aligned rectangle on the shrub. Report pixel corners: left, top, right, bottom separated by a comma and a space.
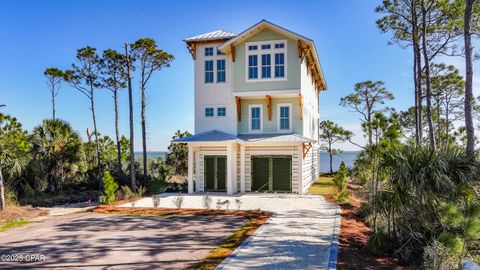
172, 194, 184, 209
423, 240, 462, 270
333, 161, 347, 193
366, 229, 389, 255
152, 195, 161, 208
333, 191, 349, 203
102, 171, 118, 205
235, 198, 242, 210
20, 183, 35, 199
202, 194, 212, 209
136, 185, 147, 198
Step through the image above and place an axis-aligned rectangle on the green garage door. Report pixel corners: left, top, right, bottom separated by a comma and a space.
204, 156, 226, 192
251, 156, 292, 192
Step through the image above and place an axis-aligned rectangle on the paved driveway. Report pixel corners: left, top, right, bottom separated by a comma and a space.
126, 193, 340, 270
0, 212, 245, 269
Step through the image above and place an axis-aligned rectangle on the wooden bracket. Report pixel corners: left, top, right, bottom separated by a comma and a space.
231, 45, 236, 62
187, 43, 196, 60
298, 94, 303, 120
302, 143, 312, 159
235, 96, 241, 121
266, 95, 272, 121
297, 40, 303, 58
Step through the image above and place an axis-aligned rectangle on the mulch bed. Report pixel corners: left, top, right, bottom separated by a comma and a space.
324, 195, 404, 270
92, 205, 272, 270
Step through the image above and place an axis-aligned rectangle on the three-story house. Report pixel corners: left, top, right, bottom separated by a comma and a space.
175, 20, 327, 195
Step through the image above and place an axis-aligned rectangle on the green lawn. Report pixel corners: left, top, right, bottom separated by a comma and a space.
0, 220, 30, 232
308, 176, 336, 196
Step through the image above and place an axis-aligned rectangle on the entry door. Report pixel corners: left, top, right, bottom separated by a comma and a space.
251, 156, 292, 192
204, 156, 226, 191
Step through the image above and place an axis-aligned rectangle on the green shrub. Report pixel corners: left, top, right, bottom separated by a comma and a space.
333, 191, 349, 203
423, 240, 462, 270
333, 161, 347, 193
102, 171, 118, 205
20, 183, 35, 199
366, 229, 389, 255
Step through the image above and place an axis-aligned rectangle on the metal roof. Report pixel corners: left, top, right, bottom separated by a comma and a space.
238, 133, 316, 143
184, 30, 237, 42
174, 130, 315, 143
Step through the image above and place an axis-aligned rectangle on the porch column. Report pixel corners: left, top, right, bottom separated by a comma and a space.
240, 145, 246, 193
226, 144, 233, 195
187, 145, 194, 194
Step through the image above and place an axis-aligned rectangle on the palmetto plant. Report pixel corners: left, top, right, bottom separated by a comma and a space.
30, 119, 83, 194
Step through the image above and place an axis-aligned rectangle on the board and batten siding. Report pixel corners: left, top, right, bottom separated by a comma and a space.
232, 29, 301, 92
302, 145, 319, 193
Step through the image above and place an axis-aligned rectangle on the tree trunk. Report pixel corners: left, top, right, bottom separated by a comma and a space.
415, 42, 423, 142
445, 101, 450, 146
141, 73, 148, 181
125, 44, 136, 191
0, 165, 5, 210
367, 112, 373, 146
114, 90, 122, 174
51, 87, 56, 121
464, 0, 475, 154
412, 2, 421, 144
90, 89, 102, 189
329, 147, 333, 174
421, 0, 436, 151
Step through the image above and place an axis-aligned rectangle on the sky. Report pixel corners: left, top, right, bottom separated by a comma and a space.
0, 0, 478, 151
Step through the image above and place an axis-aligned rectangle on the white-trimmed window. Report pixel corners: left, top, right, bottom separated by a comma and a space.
205, 60, 214, 83
205, 47, 214, 56
217, 107, 226, 117
277, 104, 291, 131
217, 59, 226, 83
246, 40, 286, 81
249, 105, 263, 132
205, 107, 214, 117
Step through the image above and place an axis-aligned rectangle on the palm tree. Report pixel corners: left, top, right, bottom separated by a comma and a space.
31, 119, 83, 194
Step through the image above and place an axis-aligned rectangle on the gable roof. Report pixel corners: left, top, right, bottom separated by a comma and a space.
184, 30, 238, 43
218, 20, 327, 92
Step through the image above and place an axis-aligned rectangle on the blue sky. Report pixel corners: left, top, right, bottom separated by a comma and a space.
0, 0, 476, 151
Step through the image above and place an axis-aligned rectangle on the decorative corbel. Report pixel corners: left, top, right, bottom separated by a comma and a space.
266, 95, 272, 120
235, 96, 241, 121
298, 94, 303, 120
231, 45, 236, 62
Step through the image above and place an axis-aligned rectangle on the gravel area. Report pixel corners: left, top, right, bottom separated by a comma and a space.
122, 193, 340, 269
0, 212, 245, 269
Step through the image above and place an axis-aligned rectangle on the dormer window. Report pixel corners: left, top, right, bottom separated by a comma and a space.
246, 40, 286, 81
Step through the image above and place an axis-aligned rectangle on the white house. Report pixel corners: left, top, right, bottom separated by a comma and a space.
175, 20, 327, 195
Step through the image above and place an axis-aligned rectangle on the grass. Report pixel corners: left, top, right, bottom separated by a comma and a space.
92, 206, 271, 270
308, 176, 337, 196
0, 219, 30, 232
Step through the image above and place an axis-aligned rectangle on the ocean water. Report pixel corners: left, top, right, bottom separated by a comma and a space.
136, 151, 358, 173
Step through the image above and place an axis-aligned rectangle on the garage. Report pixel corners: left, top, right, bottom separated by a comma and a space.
251, 155, 292, 192
204, 156, 227, 192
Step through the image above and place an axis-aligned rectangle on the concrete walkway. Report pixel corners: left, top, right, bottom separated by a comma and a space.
122, 193, 340, 270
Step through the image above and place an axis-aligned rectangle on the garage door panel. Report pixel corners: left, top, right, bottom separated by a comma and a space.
205, 157, 215, 190
273, 157, 292, 191
252, 157, 269, 191
251, 155, 292, 192
216, 157, 226, 191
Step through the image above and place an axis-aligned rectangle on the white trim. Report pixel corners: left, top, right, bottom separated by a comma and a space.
277, 103, 292, 132
234, 89, 300, 97
245, 39, 287, 82
248, 104, 263, 133
187, 145, 194, 194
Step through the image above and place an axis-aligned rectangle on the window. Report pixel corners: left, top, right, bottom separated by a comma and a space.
205, 60, 214, 83
205, 107, 214, 117
217, 49, 224, 55
217, 107, 226, 117
246, 40, 286, 81
249, 105, 262, 132
261, 54, 271, 78
205, 47, 214, 56
278, 104, 291, 131
248, 55, 258, 79
217, 59, 226, 83
275, 53, 285, 78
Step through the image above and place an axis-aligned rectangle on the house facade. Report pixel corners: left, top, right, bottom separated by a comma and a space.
176, 20, 327, 194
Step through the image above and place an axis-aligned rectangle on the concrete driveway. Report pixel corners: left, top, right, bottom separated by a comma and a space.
0, 212, 245, 269
126, 193, 340, 270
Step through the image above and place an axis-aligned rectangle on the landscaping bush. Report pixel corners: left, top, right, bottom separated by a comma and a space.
333, 161, 347, 193
202, 194, 212, 209
102, 171, 118, 205
333, 191, 349, 203
172, 194, 184, 209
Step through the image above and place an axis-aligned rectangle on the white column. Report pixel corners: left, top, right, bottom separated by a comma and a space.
226, 144, 233, 195
188, 145, 194, 194
240, 145, 246, 193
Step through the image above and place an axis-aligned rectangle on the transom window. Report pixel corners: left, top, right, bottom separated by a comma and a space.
217, 107, 226, 117
278, 104, 291, 131
249, 105, 263, 132
205, 107, 214, 117
205, 47, 214, 56
246, 40, 286, 81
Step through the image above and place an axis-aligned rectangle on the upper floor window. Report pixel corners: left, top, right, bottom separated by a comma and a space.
205, 107, 214, 117
205, 47, 214, 56
249, 105, 263, 132
246, 40, 286, 81
217, 49, 225, 55
248, 55, 258, 79
278, 104, 291, 131
217, 107, 226, 117
205, 60, 214, 83
217, 59, 226, 83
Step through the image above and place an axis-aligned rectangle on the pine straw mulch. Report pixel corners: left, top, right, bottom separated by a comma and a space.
92, 205, 272, 270
0, 205, 48, 224
324, 179, 404, 270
